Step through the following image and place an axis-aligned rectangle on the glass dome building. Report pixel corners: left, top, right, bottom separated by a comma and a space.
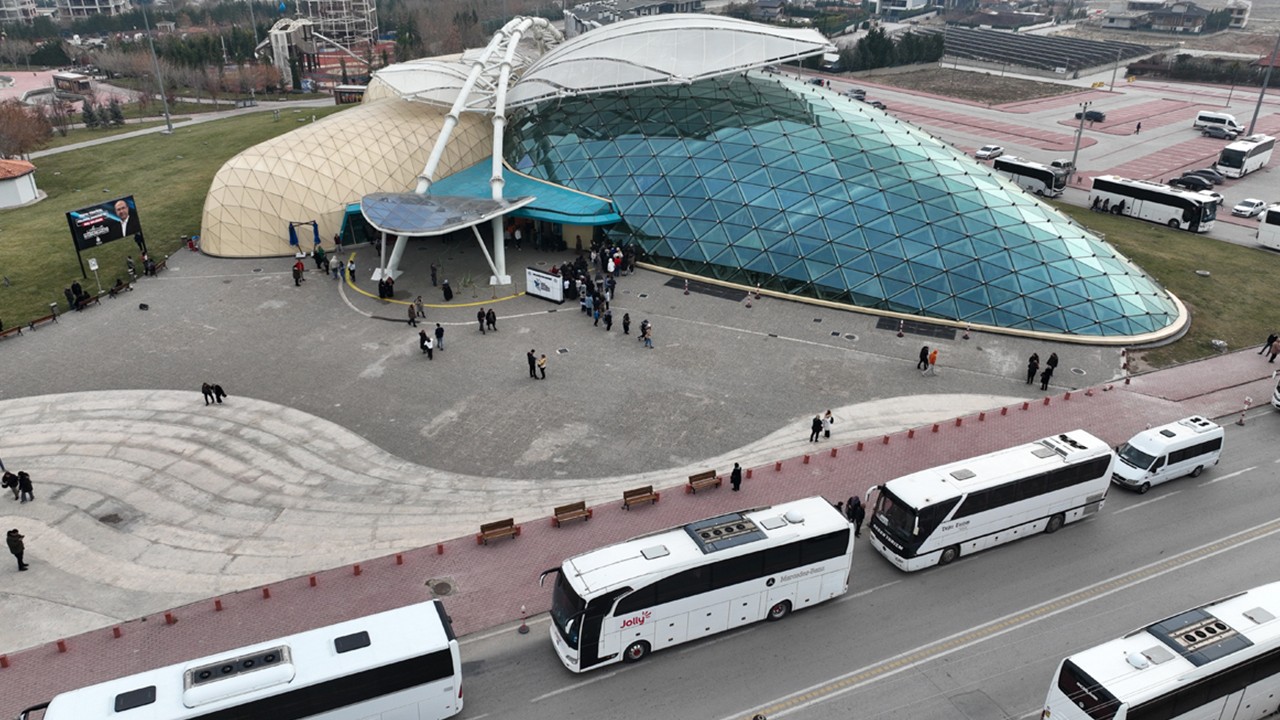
506, 73, 1180, 338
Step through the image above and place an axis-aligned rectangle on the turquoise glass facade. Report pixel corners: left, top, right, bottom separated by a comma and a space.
506, 73, 1179, 337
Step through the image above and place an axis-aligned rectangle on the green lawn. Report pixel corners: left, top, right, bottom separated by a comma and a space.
0, 105, 350, 324
1051, 203, 1280, 369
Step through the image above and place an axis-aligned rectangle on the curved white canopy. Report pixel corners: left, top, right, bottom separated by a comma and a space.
505, 15, 834, 108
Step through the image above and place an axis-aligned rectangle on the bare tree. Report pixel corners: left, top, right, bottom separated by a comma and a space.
0, 100, 53, 157
0, 40, 36, 68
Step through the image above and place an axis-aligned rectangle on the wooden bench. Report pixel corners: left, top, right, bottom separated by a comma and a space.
622, 485, 660, 510
27, 313, 57, 330
151, 256, 168, 275
76, 294, 101, 310
0, 325, 22, 341
685, 470, 721, 494
475, 518, 521, 545
551, 501, 592, 527
106, 282, 133, 298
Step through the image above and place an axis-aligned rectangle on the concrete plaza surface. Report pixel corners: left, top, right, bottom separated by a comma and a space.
0, 234, 1277, 716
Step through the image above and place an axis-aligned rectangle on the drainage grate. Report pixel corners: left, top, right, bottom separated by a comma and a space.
875, 317, 957, 340
662, 277, 748, 302
426, 578, 455, 596
1071, 367, 1086, 375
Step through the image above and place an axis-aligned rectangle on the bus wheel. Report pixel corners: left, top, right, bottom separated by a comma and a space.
1035, 189, 1043, 196
1045, 513, 1065, 534
767, 600, 791, 621
1167, 219, 1180, 229
1138, 482, 1151, 494
1190, 465, 1204, 478
1110, 206, 1122, 215
623, 641, 650, 663
939, 546, 959, 565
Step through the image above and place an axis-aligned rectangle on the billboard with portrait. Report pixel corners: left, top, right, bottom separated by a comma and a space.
66, 196, 143, 251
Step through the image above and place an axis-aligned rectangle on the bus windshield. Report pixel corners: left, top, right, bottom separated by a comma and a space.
1218, 149, 1246, 169
1201, 200, 1218, 223
550, 572, 586, 649
1117, 442, 1155, 471
874, 488, 916, 541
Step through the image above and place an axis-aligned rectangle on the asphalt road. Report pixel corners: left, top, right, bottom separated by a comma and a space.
452, 408, 1280, 720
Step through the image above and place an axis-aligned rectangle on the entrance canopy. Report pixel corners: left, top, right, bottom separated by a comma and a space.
359, 192, 536, 236
429, 160, 624, 225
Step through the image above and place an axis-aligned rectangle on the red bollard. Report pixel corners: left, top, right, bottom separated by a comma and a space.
112, 627, 122, 639
979, 411, 986, 421
882, 435, 890, 444
1000, 407, 1008, 416
803, 454, 810, 464
856, 441, 864, 451
436, 543, 444, 555
955, 417, 962, 427
1043, 396, 1051, 406
830, 447, 837, 457
0, 655, 8, 668
165, 613, 176, 625
396, 553, 404, 565
896, 319, 904, 338
57, 640, 67, 653
309, 576, 317, 587
746, 468, 753, 479
262, 587, 271, 600
215, 599, 223, 611
774, 460, 783, 471
1021, 401, 1030, 410
931, 423, 940, 433
354, 564, 362, 576
907, 428, 915, 439
1064, 391, 1072, 400
1124, 376, 1131, 385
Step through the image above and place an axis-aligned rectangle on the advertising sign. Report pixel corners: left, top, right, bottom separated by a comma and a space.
66, 195, 143, 251
526, 266, 565, 304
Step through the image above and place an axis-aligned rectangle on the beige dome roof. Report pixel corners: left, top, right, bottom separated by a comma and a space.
200, 99, 492, 257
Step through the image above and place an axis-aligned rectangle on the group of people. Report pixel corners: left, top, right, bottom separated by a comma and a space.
916, 345, 940, 375
1090, 196, 1126, 215
1260, 332, 1280, 362
418, 324, 444, 359
477, 308, 498, 334
376, 273, 396, 299
1, 471, 34, 504
126, 253, 158, 279
62, 281, 93, 312
200, 382, 228, 405
808, 410, 836, 442
527, 349, 549, 379
1025, 352, 1060, 391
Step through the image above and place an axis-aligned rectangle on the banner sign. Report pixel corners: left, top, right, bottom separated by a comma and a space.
67, 195, 143, 251
526, 267, 564, 304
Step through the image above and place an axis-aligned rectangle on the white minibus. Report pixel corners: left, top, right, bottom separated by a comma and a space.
1194, 110, 1243, 133
1112, 415, 1223, 493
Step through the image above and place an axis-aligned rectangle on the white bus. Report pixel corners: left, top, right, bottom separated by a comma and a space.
540, 497, 853, 672
1042, 581, 1280, 720
1089, 176, 1218, 233
868, 430, 1114, 572
994, 156, 1068, 197
1216, 134, 1276, 178
17, 601, 463, 720
1257, 204, 1280, 251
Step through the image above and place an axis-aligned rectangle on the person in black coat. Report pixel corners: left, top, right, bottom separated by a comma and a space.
730, 463, 743, 492
809, 415, 823, 443
442, 280, 453, 302
917, 345, 930, 371
846, 496, 866, 537
212, 384, 226, 404
201, 383, 215, 405
527, 349, 538, 379
1261, 333, 1278, 355
1, 472, 18, 501
1026, 353, 1040, 385
1040, 366, 1054, 392
17, 472, 33, 503
7, 529, 27, 571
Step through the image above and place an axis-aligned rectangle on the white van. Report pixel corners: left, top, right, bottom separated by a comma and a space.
1194, 111, 1243, 133
1112, 416, 1224, 493
1271, 378, 1280, 410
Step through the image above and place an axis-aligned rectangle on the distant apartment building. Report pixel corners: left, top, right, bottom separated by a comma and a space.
298, 0, 378, 48
0, 0, 37, 23
875, 0, 931, 18
564, 0, 705, 39
1224, 0, 1250, 28
55, 0, 130, 18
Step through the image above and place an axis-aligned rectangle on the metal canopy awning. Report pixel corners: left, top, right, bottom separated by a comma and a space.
359, 193, 537, 236
429, 160, 624, 226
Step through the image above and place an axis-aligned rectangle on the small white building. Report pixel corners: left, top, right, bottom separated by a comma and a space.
0, 159, 41, 209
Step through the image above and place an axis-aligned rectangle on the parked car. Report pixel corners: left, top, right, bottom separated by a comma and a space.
843, 88, 866, 99
1185, 168, 1225, 184
1050, 158, 1075, 172
867, 100, 887, 110
1169, 174, 1214, 192
1074, 109, 1106, 122
1232, 198, 1268, 217
975, 144, 1004, 160
1201, 125, 1239, 140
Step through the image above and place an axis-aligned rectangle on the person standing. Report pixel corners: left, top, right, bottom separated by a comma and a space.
486, 308, 497, 332
926, 348, 939, 376
1262, 333, 1278, 355
514, 226, 522, 250
593, 306, 601, 327
847, 497, 865, 538
622, 313, 631, 335
477, 309, 487, 334
7, 529, 27, 571
642, 323, 653, 349
313, 244, 326, 270
212, 384, 226, 404
202, 383, 215, 405
419, 329, 430, 354
917, 345, 930, 371
1040, 365, 1054, 391
434, 323, 445, 350
415, 296, 426, 318
809, 415, 823, 443
442, 280, 453, 302
63, 287, 75, 311
1046, 352, 1059, 374
347, 259, 357, 283
730, 463, 743, 492
332, 259, 343, 280
17, 472, 32, 503
407, 304, 418, 327
538, 353, 548, 379
423, 335, 434, 360
528, 349, 538, 378
823, 410, 835, 439
604, 308, 613, 331
2, 472, 18, 501
1270, 337, 1280, 363
1026, 353, 1040, 385
292, 259, 305, 286
430, 262, 438, 287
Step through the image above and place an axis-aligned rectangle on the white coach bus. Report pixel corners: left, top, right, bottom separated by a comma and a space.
1089, 176, 1218, 233
1258, 204, 1280, 251
1216, 134, 1275, 178
17, 600, 463, 720
994, 156, 1068, 197
1042, 581, 1280, 720
540, 497, 854, 672
868, 430, 1114, 572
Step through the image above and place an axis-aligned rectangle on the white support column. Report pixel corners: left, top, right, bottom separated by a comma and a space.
385, 234, 409, 279
490, 217, 510, 286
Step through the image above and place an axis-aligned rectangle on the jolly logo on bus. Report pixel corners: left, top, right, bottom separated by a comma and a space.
620, 611, 652, 629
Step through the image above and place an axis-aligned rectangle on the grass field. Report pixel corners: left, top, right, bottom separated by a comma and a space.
0, 105, 350, 325
1052, 202, 1280, 369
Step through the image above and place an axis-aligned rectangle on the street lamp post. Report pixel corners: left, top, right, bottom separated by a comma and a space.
140, 1, 174, 135
1247, 29, 1280, 136
1109, 48, 1122, 92
1069, 101, 1090, 184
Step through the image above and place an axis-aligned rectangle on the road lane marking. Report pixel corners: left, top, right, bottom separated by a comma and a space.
1200, 467, 1256, 485
834, 580, 902, 604
1112, 490, 1181, 514
720, 514, 1280, 720
529, 670, 622, 703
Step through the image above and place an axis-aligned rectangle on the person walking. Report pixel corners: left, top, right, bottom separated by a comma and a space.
477, 309, 487, 334
847, 496, 865, 538
332, 259, 343, 280
212, 384, 226, 404
1026, 352, 1040, 385
486, 308, 497, 332
407, 304, 418, 327
604, 308, 613, 331
202, 383, 216, 405
1262, 333, 1278, 355
622, 313, 631, 335
415, 296, 426, 319
823, 410, 835, 439
917, 345, 930, 371
292, 259, 305, 286
1270, 338, 1280, 363
423, 335, 434, 360
434, 323, 445, 351
730, 463, 743, 492
1040, 365, 1054, 391
313, 244, 326, 270
528, 349, 538, 378
17, 472, 32, 503
809, 415, 823, 443
419, 329, 430, 354
642, 323, 653, 348
926, 348, 939, 376
593, 306, 601, 326
1134, 121, 1142, 135
7, 529, 27, 571
538, 353, 548, 379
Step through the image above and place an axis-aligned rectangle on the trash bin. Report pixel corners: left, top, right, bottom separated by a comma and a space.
184, 235, 196, 252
